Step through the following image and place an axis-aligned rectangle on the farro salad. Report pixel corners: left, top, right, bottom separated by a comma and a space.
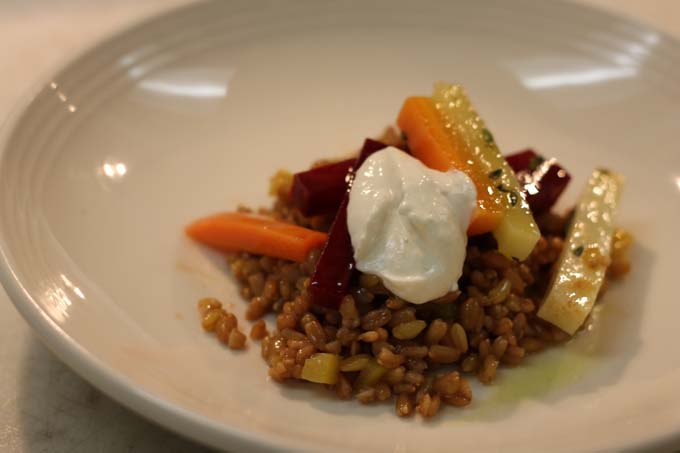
186, 82, 632, 418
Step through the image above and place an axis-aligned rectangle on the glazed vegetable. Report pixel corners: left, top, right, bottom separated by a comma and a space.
353, 358, 387, 389
185, 212, 328, 263
339, 354, 372, 372
301, 353, 340, 385
537, 169, 623, 334
290, 158, 354, 216
308, 198, 354, 307
430, 82, 540, 260
308, 139, 389, 308
506, 149, 571, 213
397, 96, 503, 235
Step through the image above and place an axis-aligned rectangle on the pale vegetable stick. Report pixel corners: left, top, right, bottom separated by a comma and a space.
537, 169, 623, 334
431, 82, 540, 260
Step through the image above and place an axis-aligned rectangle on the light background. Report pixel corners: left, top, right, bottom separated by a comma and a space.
1, 1, 678, 451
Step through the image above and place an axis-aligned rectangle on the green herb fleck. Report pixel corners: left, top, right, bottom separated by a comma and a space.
488, 168, 502, 179
482, 128, 494, 145
401, 131, 408, 141
529, 155, 545, 172
573, 245, 584, 257
496, 184, 519, 206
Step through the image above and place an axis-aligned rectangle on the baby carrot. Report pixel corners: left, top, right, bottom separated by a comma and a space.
186, 212, 328, 263
397, 96, 503, 235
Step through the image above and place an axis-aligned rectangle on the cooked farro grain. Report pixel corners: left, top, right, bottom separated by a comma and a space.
375, 382, 392, 401
197, 297, 222, 315
384, 366, 406, 385
215, 313, 238, 344
393, 383, 417, 394
491, 336, 508, 358
396, 393, 414, 417
450, 323, 468, 353
194, 148, 632, 420
334, 373, 353, 399
424, 319, 448, 345
416, 393, 441, 418
227, 329, 247, 350
432, 372, 461, 396
428, 345, 461, 364
478, 355, 499, 384
461, 354, 480, 373
250, 319, 269, 340
201, 308, 223, 331
356, 388, 377, 404
377, 348, 406, 369
392, 320, 427, 340
385, 296, 406, 310
399, 345, 429, 359
441, 378, 472, 407
361, 308, 392, 331
389, 307, 417, 328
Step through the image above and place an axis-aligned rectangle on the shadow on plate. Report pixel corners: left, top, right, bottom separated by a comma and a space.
16, 334, 218, 453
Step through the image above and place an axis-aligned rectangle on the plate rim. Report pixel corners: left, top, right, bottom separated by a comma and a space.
0, 1, 301, 450
1, 0, 679, 451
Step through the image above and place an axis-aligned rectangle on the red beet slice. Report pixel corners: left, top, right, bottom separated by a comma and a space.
309, 139, 389, 307
506, 149, 571, 213
308, 198, 353, 308
290, 158, 354, 217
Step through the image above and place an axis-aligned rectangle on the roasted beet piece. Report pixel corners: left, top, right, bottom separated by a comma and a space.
309, 139, 389, 307
290, 158, 354, 217
506, 149, 571, 213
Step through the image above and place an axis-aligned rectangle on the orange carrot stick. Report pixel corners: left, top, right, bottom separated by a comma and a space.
397, 96, 503, 235
186, 212, 328, 263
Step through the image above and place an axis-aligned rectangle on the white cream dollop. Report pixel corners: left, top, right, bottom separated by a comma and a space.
347, 147, 476, 304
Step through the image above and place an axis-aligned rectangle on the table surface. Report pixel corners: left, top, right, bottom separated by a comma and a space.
1, 1, 679, 452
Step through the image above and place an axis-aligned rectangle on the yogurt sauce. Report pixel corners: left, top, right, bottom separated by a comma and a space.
347, 147, 476, 304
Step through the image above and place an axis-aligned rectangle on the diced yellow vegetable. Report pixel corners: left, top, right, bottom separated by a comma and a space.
537, 169, 624, 334
492, 202, 541, 260
431, 82, 540, 259
339, 354, 371, 372
353, 358, 387, 389
301, 353, 340, 385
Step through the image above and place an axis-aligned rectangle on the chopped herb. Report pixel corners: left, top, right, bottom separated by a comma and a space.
496, 183, 518, 206
529, 155, 545, 172
573, 245, 584, 257
488, 168, 502, 179
482, 128, 494, 145
401, 131, 408, 141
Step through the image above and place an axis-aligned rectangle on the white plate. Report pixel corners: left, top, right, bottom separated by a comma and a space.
1, 0, 679, 451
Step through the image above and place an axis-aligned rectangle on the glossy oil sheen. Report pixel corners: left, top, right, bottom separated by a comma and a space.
0, 0, 679, 451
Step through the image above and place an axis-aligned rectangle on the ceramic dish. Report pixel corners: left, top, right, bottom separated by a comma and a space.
1, 0, 679, 450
